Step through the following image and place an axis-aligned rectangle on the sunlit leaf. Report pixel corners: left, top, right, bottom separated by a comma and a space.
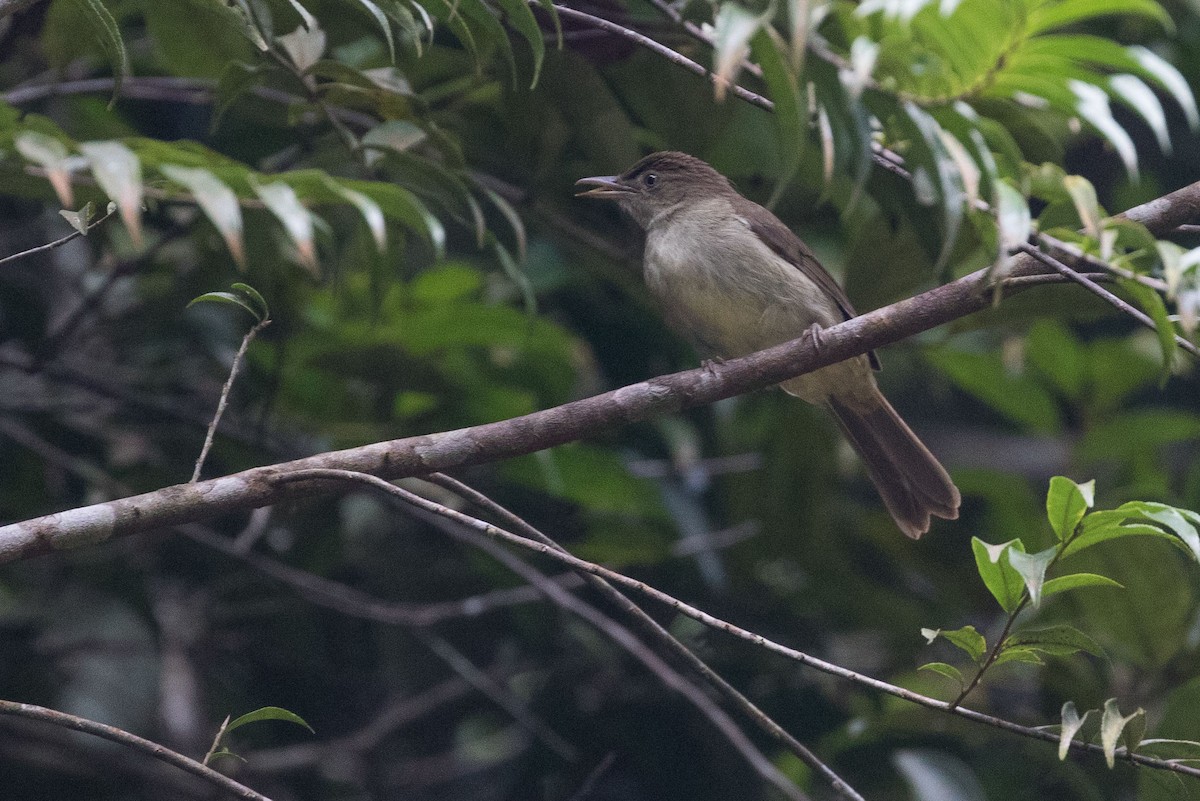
325, 177, 387, 253
711, 4, 766, 102
1059, 701, 1095, 761
1100, 698, 1144, 768
161, 165, 246, 268
278, 24, 326, 71
352, 0, 396, 63
15, 131, 77, 207
79, 141, 144, 247
1008, 546, 1055, 607
1070, 80, 1138, 179
1129, 46, 1199, 130
58, 202, 95, 235
251, 178, 319, 275
1109, 74, 1171, 154
1062, 174, 1103, 239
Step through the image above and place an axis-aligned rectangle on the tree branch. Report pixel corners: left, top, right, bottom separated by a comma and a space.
2, 178, 1198, 563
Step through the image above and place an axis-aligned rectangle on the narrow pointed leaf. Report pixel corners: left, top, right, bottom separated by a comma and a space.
79, 141, 144, 247
1042, 572, 1124, 598
325, 178, 387, 253
67, 0, 129, 105
225, 706, 314, 735
918, 662, 964, 688
15, 131, 76, 207
352, 0, 396, 62
1007, 625, 1104, 658
161, 165, 246, 268
251, 179, 319, 275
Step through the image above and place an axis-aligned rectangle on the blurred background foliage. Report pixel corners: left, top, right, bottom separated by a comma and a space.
1, 0, 1199, 799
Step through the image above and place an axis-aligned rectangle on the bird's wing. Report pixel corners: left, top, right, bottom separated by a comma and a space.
734, 195, 880, 370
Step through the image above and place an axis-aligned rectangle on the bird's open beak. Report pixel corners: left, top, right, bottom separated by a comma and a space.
574, 176, 632, 199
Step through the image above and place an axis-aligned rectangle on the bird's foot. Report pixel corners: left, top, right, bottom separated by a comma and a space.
701, 356, 726, 375
801, 323, 826, 353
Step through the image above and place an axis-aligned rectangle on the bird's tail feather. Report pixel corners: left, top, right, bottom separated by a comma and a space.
826, 392, 960, 539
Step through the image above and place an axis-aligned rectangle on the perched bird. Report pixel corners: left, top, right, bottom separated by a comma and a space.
576, 151, 960, 538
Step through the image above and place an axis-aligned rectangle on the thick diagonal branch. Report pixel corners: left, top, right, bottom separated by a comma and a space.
1, 179, 1198, 564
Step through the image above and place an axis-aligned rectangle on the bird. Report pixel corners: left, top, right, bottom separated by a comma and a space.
576, 151, 960, 538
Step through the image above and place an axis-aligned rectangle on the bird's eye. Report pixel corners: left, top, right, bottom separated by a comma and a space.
642, 172, 658, 188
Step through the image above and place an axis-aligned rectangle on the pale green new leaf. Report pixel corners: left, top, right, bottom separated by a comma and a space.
1027, 0, 1172, 36
1062, 175, 1102, 239
1008, 546, 1055, 607
1109, 74, 1170, 153
1070, 80, 1138, 179
1100, 699, 1144, 768
1059, 701, 1094, 761
1129, 46, 1199, 130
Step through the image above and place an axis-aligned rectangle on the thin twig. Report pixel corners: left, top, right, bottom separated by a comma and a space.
426, 473, 863, 801
413, 629, 579, 762
271, 468, 1200, 782
202, 715, 232, 766
192, 317, 272, 482
0, 206, 117, 268
1036, 232, 1171, 293
0, 699, 272, 800
645, 0, 763, 79
1018, 243, 1200, 360
405, 497, 810, 801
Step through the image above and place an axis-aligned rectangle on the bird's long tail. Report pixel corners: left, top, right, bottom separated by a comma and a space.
825, 390, 960, 539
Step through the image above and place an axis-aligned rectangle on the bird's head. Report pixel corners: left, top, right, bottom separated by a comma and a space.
575, 151, 733, 229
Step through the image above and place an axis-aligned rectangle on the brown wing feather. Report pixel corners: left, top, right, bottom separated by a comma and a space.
732, 195, 880, 370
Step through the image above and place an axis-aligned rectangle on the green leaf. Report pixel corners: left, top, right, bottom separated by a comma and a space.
750, 27, 805, 204
1109, 74, 1170, 154
1059, 701, 1095, 761
1070, 80, 1138, 179
225, 706, 314, 735
188, 292, 263, 321
161, 165, 246, 268
1129, 46, 1199, 130
918, 662, 964, 688
928, 349, 1062, 433
1062, 174, 1102, 239
230, 282, 269, 320
1064, 510, 1181, 558
14, 131, 76, 207
1027, 0, 1173, 35
493, 0, 545, 87
1008, 546, 1056, 607
1007, 624, 1104, 658
1121, 277, 1178, 381
351, 0, 396, 63
922, 625, 987, 663
971, 537, 1026, 613
324, 178, 387, 253
1100, 698, 1144, 768
1046, 476, 1094, 540
711, 4, 767, 102
66, 0, 129, 106
1137, 739, 1200, 760
992, 646, 1044, 667
992, 180, 1031, 279
251, 178, 319, 276
79, 141, 144, 248
491, 239, 536, 318
1042, 572, 1124, 598
58, 202, 96, 235
1115, 501, 1200, 560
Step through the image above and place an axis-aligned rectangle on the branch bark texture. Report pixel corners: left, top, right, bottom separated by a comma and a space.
2, 179, 1198, 564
